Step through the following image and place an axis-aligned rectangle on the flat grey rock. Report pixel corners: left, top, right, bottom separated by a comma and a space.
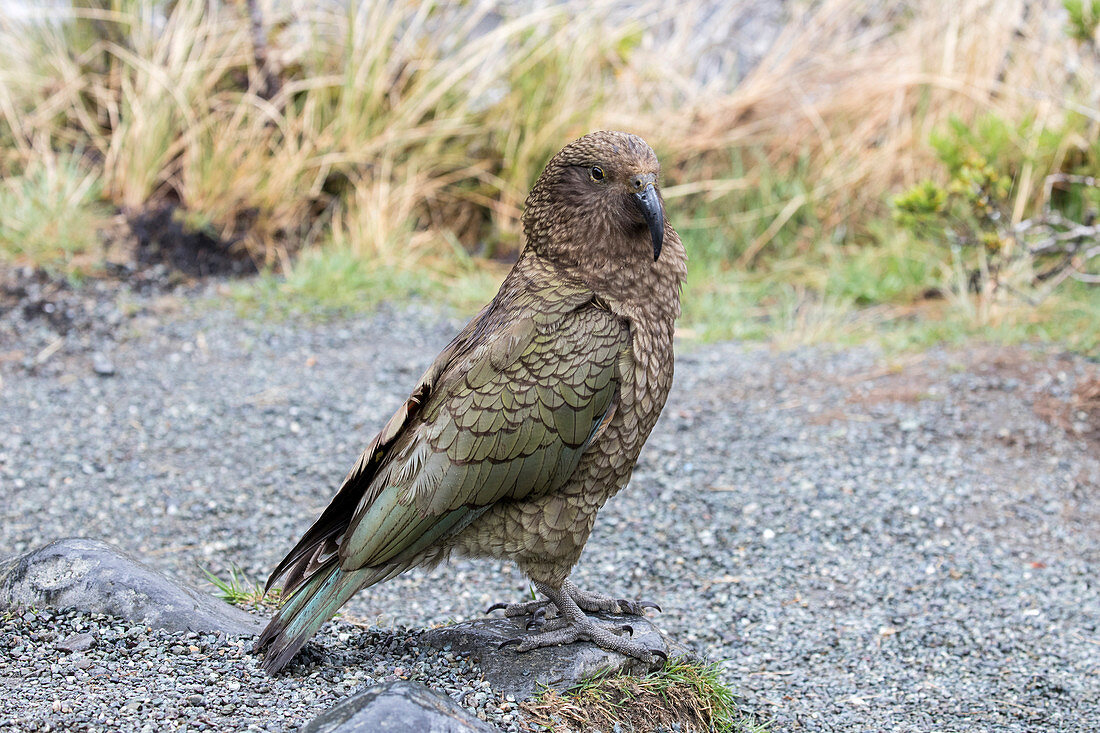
55, 631, 96, 653
420, 615, 694, 700
0, 538, 262, 636
300, 680, 495, 733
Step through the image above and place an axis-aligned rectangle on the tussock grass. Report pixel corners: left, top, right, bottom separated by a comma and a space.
665, 0, 1099, 261
0, 0, 1096, 351
0, 0, 649, 267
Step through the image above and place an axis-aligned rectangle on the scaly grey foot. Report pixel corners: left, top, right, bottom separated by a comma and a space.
487, 580, 660, 626
563, 579, 661, 616
498, 582, 667, 668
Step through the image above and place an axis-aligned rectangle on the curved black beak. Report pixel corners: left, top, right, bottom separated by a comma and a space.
633, 183, 664, 261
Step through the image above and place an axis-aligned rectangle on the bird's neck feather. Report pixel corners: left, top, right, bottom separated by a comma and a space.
510, 235, 685, 327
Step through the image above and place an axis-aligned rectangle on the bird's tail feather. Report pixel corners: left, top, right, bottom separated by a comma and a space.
254, 559, 374, 673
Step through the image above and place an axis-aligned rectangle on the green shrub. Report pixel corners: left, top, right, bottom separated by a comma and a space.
893, 112, 1099, 301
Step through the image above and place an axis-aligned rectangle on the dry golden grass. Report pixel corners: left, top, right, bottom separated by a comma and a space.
650, 0, 1099, 262
0, 0, 1096, 289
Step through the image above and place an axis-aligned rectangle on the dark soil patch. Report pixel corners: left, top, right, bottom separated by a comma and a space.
1, 202, 256, 346
125, 204, 257, 280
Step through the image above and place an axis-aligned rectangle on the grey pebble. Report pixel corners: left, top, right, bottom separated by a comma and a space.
55, 632, 95, 653
92, 351, 116, 376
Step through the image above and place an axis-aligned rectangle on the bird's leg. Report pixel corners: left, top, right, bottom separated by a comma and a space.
562, 579, 661, 616
500, 582, 666, 668
486, 579, 661, 627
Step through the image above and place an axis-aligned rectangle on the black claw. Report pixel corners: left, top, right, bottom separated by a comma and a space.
615, 599, 662, 615
498, 638, 523, 650
526, 607, 548, 630
486, 603, 508, 614
619, 625, 634, 637
649, 649, 668, 664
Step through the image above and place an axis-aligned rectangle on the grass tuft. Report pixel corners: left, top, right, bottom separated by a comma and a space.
0, 147, 109, 272
234, 244, 504, 320
520, 658, 767, 733
203, 565, 280, 610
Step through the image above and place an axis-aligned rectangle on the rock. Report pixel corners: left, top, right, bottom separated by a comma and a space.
299, 680, 495, 733
420, 615, 695, 700
92, 352, 116, 376
55, 632, 96, 653
0, 538, 262, 636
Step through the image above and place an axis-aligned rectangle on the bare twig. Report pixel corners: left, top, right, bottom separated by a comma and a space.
994, 174, 1100, 291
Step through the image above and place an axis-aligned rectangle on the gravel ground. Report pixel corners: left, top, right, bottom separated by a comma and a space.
2, 280, 1099, 732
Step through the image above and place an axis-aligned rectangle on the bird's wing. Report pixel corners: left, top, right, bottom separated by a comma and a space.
267, 284, 628, 595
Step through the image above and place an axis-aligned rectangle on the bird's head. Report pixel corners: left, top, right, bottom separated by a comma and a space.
523, 131, 668, 267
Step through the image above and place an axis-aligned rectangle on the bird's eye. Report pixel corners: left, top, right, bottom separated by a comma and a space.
590, 166, 606, 182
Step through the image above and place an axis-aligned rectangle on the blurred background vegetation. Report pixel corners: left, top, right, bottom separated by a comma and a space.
0, 0, 1098, 353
